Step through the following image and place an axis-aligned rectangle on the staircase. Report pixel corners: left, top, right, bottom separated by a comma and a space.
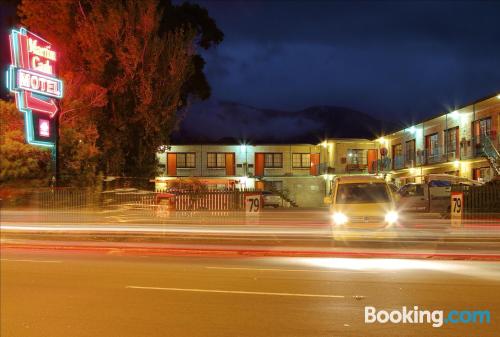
481, 135, 500, 176
257, 177, 299, 207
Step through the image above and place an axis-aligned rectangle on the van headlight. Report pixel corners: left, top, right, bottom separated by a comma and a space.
332, 212, 348, 225
385, 211, 399, 224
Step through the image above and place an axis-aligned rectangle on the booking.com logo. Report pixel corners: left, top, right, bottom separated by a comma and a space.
365, 306, 491, 328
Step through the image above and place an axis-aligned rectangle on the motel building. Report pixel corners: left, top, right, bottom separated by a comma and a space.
155, 93, 500, 207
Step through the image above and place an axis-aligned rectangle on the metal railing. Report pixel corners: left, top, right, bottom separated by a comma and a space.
393, 155, 404, 170
451, 180, 500, 219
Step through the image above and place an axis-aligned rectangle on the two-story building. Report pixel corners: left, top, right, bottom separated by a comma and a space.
381, 93, 500, 186
155, 140, 379, 207
155, 93, 500, 207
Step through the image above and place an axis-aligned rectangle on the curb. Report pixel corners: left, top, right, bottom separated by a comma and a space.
2, 242, 500, 261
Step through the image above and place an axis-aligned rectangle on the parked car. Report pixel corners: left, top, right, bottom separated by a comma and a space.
397, 175, 480, 213
326, 175, 399, 228
262, 191, 282, 208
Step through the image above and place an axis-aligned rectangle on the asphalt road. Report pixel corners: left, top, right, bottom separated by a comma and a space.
1, 248, 499, 337
2, 209, 500, 259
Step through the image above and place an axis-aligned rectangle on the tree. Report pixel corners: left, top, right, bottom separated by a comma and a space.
0, 100, 51, 184
18, 0, 223, 179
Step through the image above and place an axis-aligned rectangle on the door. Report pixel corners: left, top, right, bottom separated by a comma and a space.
255, 153, 264, 176
367, 149, 378, 173
225, 153, 235, 176
167, 153, 176, 176
310, 153, 320, 175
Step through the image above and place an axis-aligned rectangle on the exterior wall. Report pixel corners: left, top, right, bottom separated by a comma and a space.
156, 94, 500, 201
260, 176, 326, 208
384, 94, 500, 186
158, 144, 324, 178
324, 139, 378, 174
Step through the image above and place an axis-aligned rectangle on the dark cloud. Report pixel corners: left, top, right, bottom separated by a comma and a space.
193, 0, 500, 122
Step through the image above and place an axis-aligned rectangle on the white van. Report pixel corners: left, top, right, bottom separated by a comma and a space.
328, 175, 399, 228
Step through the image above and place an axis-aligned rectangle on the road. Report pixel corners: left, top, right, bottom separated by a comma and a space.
2, 209, 500, 259
1, 248, 499, 337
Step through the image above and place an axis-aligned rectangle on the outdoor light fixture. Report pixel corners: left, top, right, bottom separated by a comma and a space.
240, 144, 247, 152
453, 160, 460, 169
450, 110, 460, 119
408, 126, 416, 134
497, 94, 500, 99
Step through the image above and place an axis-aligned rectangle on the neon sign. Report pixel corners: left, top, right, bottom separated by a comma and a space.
39, 118, 50, 137
6, 27, 63, 147
16, 68, 63, 98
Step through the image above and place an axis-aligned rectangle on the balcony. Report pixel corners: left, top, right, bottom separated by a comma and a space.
392, 155, 404, 170
425, 147, 446, 165
345, 163, 368, 174
373, 157, 392, 172
472, 132, 498, 158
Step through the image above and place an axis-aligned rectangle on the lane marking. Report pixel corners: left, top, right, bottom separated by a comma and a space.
0, 258, 61, 263
126, 286, 345, 298
205, 266, 376, 273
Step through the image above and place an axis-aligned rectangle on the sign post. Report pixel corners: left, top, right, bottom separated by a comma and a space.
450, 191, 463, 227
7, 27, 63, 185
245, 194, 262, 215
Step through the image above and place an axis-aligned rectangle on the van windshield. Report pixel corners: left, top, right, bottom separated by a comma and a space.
336, 182, 390, 204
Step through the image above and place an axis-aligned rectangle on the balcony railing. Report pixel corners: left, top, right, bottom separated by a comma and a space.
472, 132, 498, 158
392, 155, 404, 170
373, 157, 392, 172
424, 147, 446, 164
345, 163, 368, 173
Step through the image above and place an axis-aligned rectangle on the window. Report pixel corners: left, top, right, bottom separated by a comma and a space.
479, 118, 492, 137
207, 153, 226, 168
400, 184, 424, 197
347, 149, 367, 165
426, 133, 440, 163
392, 144, 403, 169
473, 167, 492, 182
264, 153, 282, 168
445, 127, 459, 159
292, 153, 310, 168
176, 153, 196, 168
405, 140, 416, 167
336, 183, 390, 204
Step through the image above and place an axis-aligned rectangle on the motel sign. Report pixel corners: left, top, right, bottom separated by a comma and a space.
6, 27, 63, 147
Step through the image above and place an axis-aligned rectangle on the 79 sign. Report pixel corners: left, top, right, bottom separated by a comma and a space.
245, 195, 262, 215
450, 192, 463, 218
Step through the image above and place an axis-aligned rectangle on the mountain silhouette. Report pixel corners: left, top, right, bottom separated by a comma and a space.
171, 100, 400, 144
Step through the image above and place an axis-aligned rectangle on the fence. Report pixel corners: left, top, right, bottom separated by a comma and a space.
33, 188, 97, 209
451, 180, 500, 219
17, 187, 261, 212
172, 190, 256, 211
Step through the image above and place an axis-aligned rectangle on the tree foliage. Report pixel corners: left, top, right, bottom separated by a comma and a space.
0, 100, 51, 183
17, 0, 223, 179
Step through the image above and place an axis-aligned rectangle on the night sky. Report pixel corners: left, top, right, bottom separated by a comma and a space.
193, 0, 500, 122
2, 1, 500, 132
